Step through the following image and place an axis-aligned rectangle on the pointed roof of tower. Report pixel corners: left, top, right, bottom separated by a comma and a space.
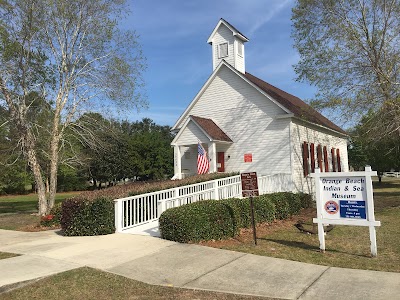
207, 18, 249, 44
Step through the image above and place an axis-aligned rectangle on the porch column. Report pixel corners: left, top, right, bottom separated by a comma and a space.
174, 145, 182, 179
208, 142, 217, 173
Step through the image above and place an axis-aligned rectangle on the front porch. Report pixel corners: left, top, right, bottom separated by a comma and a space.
171, 115, 233, 179
173, 142, 232, 179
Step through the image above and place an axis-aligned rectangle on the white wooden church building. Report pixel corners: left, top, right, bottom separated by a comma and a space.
171, 19, 348, 193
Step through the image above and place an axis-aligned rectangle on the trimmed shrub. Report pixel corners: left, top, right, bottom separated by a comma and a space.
61, 197, 114, 236
220, 197, 276, 229
159, 200, 235, 243
253, 195, 276, 223
220, 198, 252, 229
160, 192, 311, 243
267, 193, 291, 219
299, 193, 313, 209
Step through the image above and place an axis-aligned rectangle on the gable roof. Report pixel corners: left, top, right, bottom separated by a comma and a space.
207, 18, 249, 44
172, 61, 291, 131
190, 115, 233, 142
172, 60, 346, 136
243, 72, 347, 135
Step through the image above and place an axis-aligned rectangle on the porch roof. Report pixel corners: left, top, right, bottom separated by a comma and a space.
190, 115, 233, 142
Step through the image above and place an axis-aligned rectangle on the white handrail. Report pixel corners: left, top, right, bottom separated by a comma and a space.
114, 173, 294, 232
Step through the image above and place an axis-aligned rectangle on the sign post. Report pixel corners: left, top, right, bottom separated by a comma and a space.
241, 172, 259, 245
310, 166, 381, 256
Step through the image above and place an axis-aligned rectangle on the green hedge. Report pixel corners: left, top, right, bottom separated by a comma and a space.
159, 192, 312, 243
159, 200, 236, 243
61, 197, 115, 236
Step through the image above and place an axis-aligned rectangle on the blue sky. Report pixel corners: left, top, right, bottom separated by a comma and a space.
125, 0, 317, 126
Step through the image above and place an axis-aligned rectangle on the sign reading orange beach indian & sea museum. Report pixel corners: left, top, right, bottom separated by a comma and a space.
311, 166, 381, 256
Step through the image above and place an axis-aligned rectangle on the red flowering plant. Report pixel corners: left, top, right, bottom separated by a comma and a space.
40, 214, 56, 227
40, 203, 62, 227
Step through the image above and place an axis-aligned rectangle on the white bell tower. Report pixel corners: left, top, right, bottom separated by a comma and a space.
207, 18, 249, 73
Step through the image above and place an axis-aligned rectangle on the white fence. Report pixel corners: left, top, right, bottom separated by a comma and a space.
114, 173, 294, 232
383, 171, 400, 178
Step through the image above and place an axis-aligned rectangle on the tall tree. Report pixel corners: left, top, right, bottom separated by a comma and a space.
0, 0, 146, 215
349, 112, 400, 180
292, 0, 400, 138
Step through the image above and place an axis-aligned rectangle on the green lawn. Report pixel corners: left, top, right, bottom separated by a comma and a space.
0, 192, 79, 214
0, 192, 79, 230
1, 267, 272, 300
201, 177, 400, 273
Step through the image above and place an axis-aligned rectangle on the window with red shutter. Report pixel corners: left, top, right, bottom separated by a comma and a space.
302, 142, 309, 177
336, 148, 342, 172
310, 143, 315, 173
317, 144, 323, 171
323, 146, 329, 172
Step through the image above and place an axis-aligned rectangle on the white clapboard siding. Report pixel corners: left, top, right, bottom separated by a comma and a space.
181, 146, 197, 176
234, 39, 245, 73
178, 121, 209, 145
213, 23, 235, 70
176, 65, 292, 177
290, 121, 349, 194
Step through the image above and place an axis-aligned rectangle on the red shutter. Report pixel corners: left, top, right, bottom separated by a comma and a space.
323, 146, 329, 172
302, 142, 309, 177
331, 148, 336, 172
317, 144, 323, 171
336, 148, 342, 172
310, 143, 315, 173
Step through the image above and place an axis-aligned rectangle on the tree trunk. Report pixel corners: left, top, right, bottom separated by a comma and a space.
1, 79, 49, 215
48, 117, 61, 214
23, 131, 48, 215
45, 177, 50, 193
27, 148, 47, 215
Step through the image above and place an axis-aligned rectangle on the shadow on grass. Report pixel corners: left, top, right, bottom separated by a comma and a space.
374, 191, 400, 197
373, 181, 400, 190
0, 200, 38, 214
261, 238, 369, 258
259, 237, 319, 251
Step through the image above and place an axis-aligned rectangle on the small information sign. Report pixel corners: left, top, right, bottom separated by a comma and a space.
339, 200, 366, 219
244, 153, 252, 163
241, 172, 259, 197
240, 172, 259, 245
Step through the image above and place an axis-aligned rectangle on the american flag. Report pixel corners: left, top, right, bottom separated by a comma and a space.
197, 142, 210, 174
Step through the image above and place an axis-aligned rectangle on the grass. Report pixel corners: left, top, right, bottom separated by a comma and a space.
0, 214, 41, 231
0, 191, 79, 231
1, 267, 272, 300
0, 192, 79, 214
201, 177, 400, 273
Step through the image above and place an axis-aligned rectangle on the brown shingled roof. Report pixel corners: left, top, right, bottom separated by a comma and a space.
190, 115, 233, 142
244, 72, 347, 135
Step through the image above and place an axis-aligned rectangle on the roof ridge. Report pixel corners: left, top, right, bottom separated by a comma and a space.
219, 18, 249, 41
190, 115, 233, 142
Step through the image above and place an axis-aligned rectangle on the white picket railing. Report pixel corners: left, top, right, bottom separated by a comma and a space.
114, 173, 293, 232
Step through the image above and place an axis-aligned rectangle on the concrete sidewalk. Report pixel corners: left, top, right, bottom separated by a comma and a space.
0, 229, 399, 299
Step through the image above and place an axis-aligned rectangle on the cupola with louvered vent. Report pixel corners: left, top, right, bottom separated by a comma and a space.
207, 18, 249, 73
